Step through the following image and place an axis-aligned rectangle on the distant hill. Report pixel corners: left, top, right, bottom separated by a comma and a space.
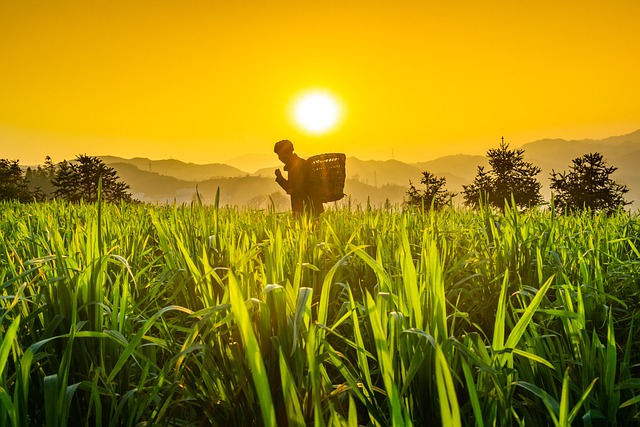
106, 161, 406, 207
520, 129, 640, 175
256, 157, 426, 187
99, 129, 640, 209
99, 156, 249, 181
224, 153, 275, 174
520, 130, 640, 206
108, 163, 197, 199
413, 154, 489, 183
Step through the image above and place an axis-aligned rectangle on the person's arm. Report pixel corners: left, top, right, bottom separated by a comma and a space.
275, 169, 289, 192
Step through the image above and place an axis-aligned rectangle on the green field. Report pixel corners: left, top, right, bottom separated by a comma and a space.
1, 200, 639, 426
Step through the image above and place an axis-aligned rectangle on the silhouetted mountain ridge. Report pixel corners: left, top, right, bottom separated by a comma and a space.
519, 131, 640, 202
521, 129, 640, 173
106, 162, 408, 207
99, 156, 248, 181
98, 129, 640, 208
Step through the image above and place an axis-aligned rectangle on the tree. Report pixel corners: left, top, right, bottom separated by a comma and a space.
52, 155, 133, 203
550, 152, 630, 214
405, 170, 456, 210
0, 159, 34, 202
462, 140, 543, 210
25, 156, 57, 200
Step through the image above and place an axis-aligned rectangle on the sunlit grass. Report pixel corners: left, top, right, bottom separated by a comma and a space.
1, 200, 639, 425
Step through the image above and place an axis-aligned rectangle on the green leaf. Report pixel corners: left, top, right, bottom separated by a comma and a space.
0, 316, 20, 378
278, 350, 306, 427
435, 344, 462, 427
229, 271, 276, 427
366, 292, 405, 427
492, 271, 510, 351
291, 287, 313, 357
504, 275, 554, 350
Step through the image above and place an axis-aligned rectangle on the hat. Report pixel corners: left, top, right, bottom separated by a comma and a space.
274, 139, 294, 154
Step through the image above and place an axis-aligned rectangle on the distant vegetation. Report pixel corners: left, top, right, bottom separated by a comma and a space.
1, 155, 131, 203
405, 170, 457, 210
550, 152, 630, 214
2, 131, 637, 213
410, 141, 630, 213
0, 159, 33, 203
457, 141, 543, 210
51, 155, 132, 203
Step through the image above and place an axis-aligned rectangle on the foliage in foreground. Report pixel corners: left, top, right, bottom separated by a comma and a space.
1, 200, 639, 426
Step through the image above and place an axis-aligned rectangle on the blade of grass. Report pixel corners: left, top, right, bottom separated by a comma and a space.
492, 270, 510, 352
228, 271, 276, 427
278, 349, 306, 427
291, 287, 312, 357
0, 316, 20, 378
435, 344, 462, 427
567, 374, 598, 425
461, 358, 485, 427
365, 292, 406, 427
504, 275, 554, 349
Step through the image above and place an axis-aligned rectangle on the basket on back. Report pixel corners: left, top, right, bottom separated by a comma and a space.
307, 153, 346, 203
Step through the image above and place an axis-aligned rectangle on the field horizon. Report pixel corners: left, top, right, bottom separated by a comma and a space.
83, 129, 640, 209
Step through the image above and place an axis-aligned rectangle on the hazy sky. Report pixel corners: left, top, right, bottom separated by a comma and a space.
1, 0, 638, 169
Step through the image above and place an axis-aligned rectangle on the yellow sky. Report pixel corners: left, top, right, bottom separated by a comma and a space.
1, 0, 638, 169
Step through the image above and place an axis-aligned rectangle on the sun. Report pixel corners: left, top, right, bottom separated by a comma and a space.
292, 90, 341, 134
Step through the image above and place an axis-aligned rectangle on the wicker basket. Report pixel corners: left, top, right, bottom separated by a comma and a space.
307, 153, 346, 203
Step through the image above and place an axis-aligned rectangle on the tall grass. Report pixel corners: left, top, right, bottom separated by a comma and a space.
1, 200, 638, 425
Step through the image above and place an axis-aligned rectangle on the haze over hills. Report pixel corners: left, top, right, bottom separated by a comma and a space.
96, 130, 640, 209
521, 129, 640, 174
255, 158, 425, 187
99, 156, 247, 181
106, 160, 409, 207
520, 129, 640, 206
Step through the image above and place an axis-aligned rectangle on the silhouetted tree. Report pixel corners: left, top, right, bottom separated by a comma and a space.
550, 152, 630, 214
405, 170, 456, 210
461, 166, 492, 209
462, 140, 543, 210
52, 155, 132, 203
25, 156, 57, 200
0, 159, 35, 202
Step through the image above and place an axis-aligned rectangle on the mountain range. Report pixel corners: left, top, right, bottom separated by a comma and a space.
99, 129, 640, 209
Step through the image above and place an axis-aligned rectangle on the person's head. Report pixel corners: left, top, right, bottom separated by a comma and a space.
274, 139, 294, 163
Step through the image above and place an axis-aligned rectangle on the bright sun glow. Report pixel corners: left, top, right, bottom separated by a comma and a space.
293, 91, 341, 134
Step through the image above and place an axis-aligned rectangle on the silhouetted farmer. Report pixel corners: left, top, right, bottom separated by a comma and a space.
274, 139, 324, 217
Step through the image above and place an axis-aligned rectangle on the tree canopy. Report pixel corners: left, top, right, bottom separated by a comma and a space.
24, 156, 57, 200
550, 152, 630, 214
405, 171, 456, 211
52, 155, 132, 203
462, 140, 543, 210
0, 159, 34, 202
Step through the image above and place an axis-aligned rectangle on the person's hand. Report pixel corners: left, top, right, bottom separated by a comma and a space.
275, 169, 283, 179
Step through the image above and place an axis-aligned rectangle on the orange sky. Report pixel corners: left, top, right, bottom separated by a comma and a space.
1, 0, 638, 170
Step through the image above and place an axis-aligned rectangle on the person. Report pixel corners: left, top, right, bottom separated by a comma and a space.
274, 139, 324, 217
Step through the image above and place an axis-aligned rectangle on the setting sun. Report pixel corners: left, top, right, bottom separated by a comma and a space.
292, 91, 341, 134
